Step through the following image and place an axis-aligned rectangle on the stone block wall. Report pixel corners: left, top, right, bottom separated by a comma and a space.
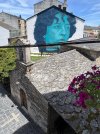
61, 43, 100, 61
10, 61, 48, 133
10, 62, 27, 104
77, 49, 100, 61
20, 77, 48, 133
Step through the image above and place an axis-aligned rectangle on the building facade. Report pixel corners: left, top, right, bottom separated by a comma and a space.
26, 6, 85, 53
0, 12, 26, 37
0, 21, 19, 46
83, 25, 100, 38
34, 0, 67, 14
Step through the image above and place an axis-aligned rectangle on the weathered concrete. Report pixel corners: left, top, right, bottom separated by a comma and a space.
16, 39, 31, 64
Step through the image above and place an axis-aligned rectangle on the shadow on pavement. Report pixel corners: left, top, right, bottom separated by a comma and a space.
0, 83, 7, 97
13, 122, 45, 134
0, 83, 45, 134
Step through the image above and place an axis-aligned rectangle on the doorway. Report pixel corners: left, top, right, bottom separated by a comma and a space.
20, 89, 27, 109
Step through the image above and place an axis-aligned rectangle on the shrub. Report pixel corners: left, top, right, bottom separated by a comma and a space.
0, 48, 16, 82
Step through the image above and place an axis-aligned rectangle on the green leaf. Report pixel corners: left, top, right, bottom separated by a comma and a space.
0, 48, 16, 81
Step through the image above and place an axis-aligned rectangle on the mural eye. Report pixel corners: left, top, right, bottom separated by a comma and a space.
54, 25, 61, 29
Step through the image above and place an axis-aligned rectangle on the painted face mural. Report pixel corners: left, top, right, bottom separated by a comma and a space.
45, 13, 70, 43
34, 8, 76, 52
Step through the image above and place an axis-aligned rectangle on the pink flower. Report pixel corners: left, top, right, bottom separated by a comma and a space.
75, 92, 90, 108
92, 65, 97, 70
68, 86, 77, 93
67, 65, 100, 109
79, 92, 90, 100
96, 85, 100, 90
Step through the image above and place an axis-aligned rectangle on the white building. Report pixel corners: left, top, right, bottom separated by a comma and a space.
83, 25, 100, 38
26, 6, 85, 53
0, 21, 19, 46
0, 12, 26, 37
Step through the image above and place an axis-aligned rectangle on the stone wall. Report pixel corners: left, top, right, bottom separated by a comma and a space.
10, 62, 27, 104
76, 49, 100, 61
10, 61, 48, 133
15, 39, 31, 64
8, 36, 27, 45
20, 77, 48, 132
61, 42, 100, 61
10, 43, 99, 133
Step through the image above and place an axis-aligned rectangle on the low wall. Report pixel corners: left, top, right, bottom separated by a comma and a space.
61, 42, 100, 62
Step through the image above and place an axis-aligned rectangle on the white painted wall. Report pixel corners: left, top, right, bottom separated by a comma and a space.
27, 16, 37, 45
26, 15, 40, 53
69, 18, 84, 41
0, 26, 9, 46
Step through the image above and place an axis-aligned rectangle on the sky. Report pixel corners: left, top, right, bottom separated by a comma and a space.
0, 0, 100, 26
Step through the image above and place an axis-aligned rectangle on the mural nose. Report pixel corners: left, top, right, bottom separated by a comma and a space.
61, 26, 66, 35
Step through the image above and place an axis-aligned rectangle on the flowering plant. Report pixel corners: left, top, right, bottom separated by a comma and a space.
68, 65, 100, 109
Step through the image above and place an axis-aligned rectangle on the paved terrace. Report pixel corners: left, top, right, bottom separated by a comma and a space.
0, 84, 45, 134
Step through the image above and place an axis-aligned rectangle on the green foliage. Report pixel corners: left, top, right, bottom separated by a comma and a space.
31, 56, 45, 61
68, 65, 100, 109
0, 48, 16, 81
85, 75, 100, 108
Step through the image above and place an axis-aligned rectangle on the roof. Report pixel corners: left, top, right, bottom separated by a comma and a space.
70, 37, 100, 42
26, 49, 96, 133
27, 5, 84, 21
0, 11, 25, 21
28, 49, 93, 94
65, 38, 100, 52
34, 0, 42, 5
0, 21, 16, 30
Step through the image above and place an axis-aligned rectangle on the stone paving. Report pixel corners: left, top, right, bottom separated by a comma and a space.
0, 84, 45, 134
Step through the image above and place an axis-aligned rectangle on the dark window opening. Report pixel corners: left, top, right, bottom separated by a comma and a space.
20, 89, 27, 109
48, 104, 76, 134
54, 116, 76, 134
19, 47, 23, 61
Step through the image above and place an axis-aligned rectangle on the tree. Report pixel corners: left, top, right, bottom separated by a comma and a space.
0, 48, 16, 82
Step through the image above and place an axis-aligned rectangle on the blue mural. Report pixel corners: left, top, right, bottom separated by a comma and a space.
34, 8, 76, 52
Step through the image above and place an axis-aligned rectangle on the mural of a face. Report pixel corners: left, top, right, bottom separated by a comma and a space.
45, 13, 70, 44
34, 8, 76, 52
44, 13, 70, 51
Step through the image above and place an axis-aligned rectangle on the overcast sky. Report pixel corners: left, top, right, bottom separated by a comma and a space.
0, 0, 100, 26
